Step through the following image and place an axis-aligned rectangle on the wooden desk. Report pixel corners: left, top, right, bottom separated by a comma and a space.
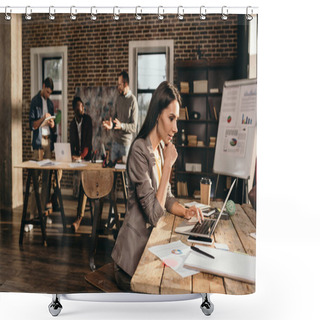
131, 201, 256, 295
15, 161, 126, 268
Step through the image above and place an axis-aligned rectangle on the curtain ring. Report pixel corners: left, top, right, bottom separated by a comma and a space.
4, 6, 12, 21
200, 6, 207, 20
90, 6, 97, 21
49, 6, 55, 21
70, 6, 77, 21
221, 6, 228, 20
246, 6, 253, 21
25, 6, 32, 21
113, 6, 120, 20
177, 6, 184, 20
158, 6, 164, 20
135, 6, 142, 20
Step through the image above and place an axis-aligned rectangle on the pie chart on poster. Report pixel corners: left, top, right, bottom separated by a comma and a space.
227, 115, 232, 123
230, 138, 237, 146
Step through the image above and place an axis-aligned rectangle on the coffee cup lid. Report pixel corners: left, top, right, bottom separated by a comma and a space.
200, 177, 212, 185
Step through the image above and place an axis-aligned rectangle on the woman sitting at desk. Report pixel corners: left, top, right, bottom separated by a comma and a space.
111, 81, 203, 291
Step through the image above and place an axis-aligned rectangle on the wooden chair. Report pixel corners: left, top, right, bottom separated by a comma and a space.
81, 169, 114, 271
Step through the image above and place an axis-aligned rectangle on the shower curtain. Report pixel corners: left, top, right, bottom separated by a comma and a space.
0, 7, 257, 298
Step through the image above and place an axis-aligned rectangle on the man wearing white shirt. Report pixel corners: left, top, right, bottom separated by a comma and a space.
27, 78, 56, 230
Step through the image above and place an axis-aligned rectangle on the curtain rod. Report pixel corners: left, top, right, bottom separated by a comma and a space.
0, 6, 258, 19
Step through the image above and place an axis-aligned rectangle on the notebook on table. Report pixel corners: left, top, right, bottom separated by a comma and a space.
184, 245, 256, 284
54, 143, 72, 162
174, 179, 236, 238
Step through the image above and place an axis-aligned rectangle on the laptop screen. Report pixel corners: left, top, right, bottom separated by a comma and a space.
54, 143, 72, 162
174, 178, 237, 238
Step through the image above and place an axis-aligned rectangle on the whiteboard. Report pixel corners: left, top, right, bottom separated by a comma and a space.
213, 79, 257, 179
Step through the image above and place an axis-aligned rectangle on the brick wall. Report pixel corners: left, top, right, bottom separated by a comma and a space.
22, 13, 239, 189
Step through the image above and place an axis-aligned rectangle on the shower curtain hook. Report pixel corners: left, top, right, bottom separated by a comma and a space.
25, 6, 32, 20
90, 6, 97, 21
246, 6, 253, 21
113, 6, 120, 20
221, 6, 228, 20
200, 6, 207, 20
49, 6, 55, 20
177, 6, 184, 20
158, 6, 164, 20
4, 6, 12, 21
135, 6, 142, 20
70, 6, 77, 21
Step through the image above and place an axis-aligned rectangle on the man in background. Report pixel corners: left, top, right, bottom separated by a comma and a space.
27, 77, 56, 232
102, 70, 138, 166
70, 96, 92, 162
70, 96, 93, 232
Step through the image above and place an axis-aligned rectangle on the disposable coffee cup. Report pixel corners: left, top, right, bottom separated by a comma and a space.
200, 177, 212, 205
34, 149, 44, 161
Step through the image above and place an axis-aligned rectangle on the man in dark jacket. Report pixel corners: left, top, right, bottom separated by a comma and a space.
29, 77, 56, 155
70, 96, 92, 161
27, 78, 56, 231
70, 96, 93, 231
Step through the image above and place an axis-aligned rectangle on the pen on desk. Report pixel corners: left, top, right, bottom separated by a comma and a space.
191, 246, 215, 259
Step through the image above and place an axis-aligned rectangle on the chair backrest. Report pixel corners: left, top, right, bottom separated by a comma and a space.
81, 169, 114, 199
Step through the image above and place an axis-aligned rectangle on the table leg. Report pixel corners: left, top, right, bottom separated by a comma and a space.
112, 180, 120, 230
77, 181, 84, 218
121, 171, 127, 203
32, 169, 47, 246
105, 172, 120, 230
89, 198, 103, 271
54, 170, 67, 232
47, 170, 53, 206
19, 170, 32, 245
105, 193, 112, 229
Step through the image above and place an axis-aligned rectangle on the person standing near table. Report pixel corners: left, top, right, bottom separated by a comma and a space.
102, 70, 138, 166
70, 96, 93, 162
27, 77, 56, 231
70, 96, 93, 232
111, 81, 204, 291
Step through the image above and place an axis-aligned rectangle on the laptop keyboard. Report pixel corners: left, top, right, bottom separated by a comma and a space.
190, 219, 216, 235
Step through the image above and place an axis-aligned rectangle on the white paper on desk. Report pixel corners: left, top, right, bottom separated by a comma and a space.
69, 163, 87, 168
148, 240, 199, 278
115, 163, 126, 170
36, 159, 57, 166
184, 201, 210, 210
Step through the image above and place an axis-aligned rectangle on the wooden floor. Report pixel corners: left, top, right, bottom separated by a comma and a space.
0, 195, 124, 294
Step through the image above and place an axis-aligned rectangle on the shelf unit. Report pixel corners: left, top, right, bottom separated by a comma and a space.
174, 59, 236, 199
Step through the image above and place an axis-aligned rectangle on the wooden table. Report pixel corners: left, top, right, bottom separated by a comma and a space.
15, 161, 126, 269
131, 201, 256, 295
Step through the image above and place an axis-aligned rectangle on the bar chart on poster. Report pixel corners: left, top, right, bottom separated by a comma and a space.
214, 79, 257, 179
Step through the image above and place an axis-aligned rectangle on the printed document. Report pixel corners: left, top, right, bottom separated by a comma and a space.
148, 241, 199, 278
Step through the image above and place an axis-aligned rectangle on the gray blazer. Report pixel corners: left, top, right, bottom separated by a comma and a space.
111, 136, 176, 277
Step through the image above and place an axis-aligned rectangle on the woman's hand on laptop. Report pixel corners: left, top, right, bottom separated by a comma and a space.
184, 206, 204, 224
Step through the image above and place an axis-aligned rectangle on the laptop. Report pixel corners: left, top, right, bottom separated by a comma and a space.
54, 143, 72, 162
175, 179, 236, 238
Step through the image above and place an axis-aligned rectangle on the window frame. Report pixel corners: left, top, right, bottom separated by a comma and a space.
42, 56, 63, 95
136, 51, 167, 97
129, 40, 174, 99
